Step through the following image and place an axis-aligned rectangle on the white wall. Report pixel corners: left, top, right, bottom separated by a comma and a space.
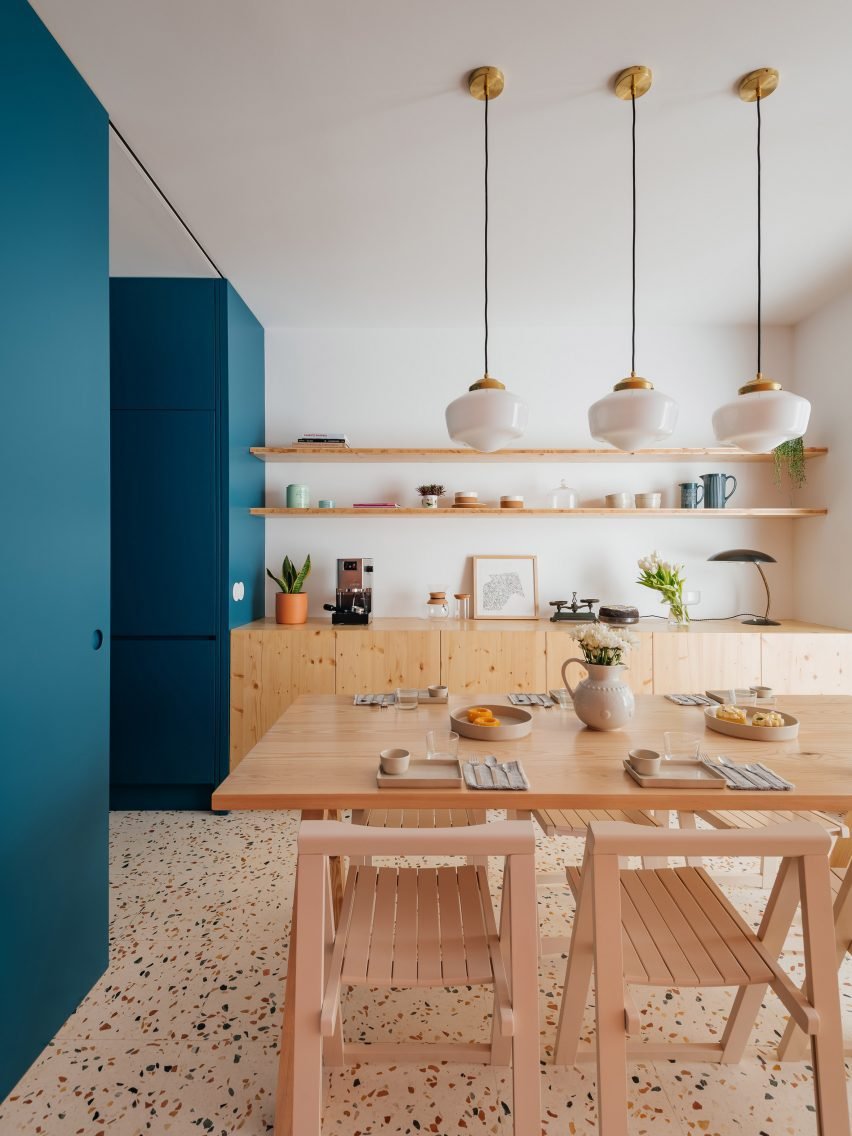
793, 290, 852, 629
264, 324, 798, 619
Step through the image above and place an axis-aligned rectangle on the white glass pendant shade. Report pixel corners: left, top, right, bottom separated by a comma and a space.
445, 384, 529, 452
587, 385, 678, 450
712, 387, 810, 453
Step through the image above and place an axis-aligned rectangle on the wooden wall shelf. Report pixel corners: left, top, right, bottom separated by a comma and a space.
251, 446, 828, 464
250, 506, 827, 518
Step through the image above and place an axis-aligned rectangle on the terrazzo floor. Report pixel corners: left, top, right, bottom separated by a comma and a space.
1, 809, 850, 1135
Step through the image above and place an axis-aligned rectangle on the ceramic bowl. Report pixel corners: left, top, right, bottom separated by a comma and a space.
428, 684, 448, 698
605, 492, 633, 508
379, 747, 411, 774
451, 704, 533, 741
628, 748, 662, 776
635, 492, 662, 509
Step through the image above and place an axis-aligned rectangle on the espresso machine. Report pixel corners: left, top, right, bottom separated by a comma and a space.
323, 558, 373, 625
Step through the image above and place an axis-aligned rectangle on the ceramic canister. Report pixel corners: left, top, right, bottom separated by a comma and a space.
286, 483, 310, 508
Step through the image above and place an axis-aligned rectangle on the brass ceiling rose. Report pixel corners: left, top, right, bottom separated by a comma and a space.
738, 372, 783, 395
739, 68, 779, 102
615, 65, 653, 100
613, 374, 654, 392
469, 373, 507, 391
468, 66, 505, 101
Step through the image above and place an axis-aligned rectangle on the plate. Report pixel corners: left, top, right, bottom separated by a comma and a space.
704, 705, 799, 741
451, 704, 533, 741
623, 759, 728, 789
376, 758, 462, 788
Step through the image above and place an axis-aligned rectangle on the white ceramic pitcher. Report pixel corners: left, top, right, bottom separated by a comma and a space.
561, 659, 635, 731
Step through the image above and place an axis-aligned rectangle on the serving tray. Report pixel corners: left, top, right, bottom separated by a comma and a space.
704, 705, 799, 741
623, 758, 728, 789
376, 758, 463, 789
451, 704, 533, 742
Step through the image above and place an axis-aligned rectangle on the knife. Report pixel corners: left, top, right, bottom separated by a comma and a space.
473, 760, 493, 789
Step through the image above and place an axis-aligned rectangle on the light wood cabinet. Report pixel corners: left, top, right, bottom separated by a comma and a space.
761, 634, 852, 694
335, 629, 441, 694
230, 618, 851, 769
441, 630, 547, 694
230, 627, 336, 766
652, 632, 761, 694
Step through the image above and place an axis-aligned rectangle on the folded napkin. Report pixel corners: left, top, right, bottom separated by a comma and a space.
700, 757, 793, 790
508, 692, 554, 706
463, 758, 529, 790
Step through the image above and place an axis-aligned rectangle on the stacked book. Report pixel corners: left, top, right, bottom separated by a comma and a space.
294, 432, 350, 446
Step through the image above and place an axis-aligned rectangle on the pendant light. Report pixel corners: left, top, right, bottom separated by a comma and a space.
445, 66, 528, 452
588, 66, 677, 451
712, 68, 810, 452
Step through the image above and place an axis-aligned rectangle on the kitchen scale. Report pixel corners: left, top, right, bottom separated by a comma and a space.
549, 593, 598, 622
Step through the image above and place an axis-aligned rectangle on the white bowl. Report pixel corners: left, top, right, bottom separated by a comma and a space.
450, 704, 533, 741
635, 492, 662, 509
379, 747, 411, 774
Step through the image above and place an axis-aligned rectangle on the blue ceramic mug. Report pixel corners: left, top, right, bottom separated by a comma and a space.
678, 482, 704, 509
700, 473, 737, 508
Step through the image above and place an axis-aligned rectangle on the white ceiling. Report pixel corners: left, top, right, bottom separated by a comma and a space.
31, 0, 852, 329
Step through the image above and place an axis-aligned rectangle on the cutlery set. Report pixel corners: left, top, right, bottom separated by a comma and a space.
463, 755, 529, 790
508, 692, 554, 707
700, 755, 794, 790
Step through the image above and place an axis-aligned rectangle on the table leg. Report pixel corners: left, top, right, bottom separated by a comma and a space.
275, 808, 324, 1136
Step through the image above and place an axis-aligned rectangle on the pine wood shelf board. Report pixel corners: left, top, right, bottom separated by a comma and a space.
250, 445, 828, 463
250, 506, 827, 518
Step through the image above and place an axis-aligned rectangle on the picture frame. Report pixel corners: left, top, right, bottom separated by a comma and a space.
472, 555, 539, 620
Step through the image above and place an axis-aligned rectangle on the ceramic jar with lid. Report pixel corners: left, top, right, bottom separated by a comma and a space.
425, 591, 449, 620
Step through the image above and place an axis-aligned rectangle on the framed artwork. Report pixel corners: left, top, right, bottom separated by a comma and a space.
472, 555, 539, 619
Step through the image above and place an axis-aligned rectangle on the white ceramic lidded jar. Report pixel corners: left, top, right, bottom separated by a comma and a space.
561, 659, 635, 731
550, 479, 578, 509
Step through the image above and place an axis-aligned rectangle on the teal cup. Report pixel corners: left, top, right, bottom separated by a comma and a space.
286, 483, 310, 508
318, 499, 335, 509
678, 482, 703, 509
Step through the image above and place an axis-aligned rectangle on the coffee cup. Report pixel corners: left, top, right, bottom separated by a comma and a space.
628, 748, 662, 776
678, 481, 704, 509
428, 684, 448, 698
380, 747, 410, 775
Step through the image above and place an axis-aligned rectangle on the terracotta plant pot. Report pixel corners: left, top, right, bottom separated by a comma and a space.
275, 592, 308, 625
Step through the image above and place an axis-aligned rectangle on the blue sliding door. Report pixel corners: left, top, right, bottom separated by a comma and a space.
0, 0, 110, 1098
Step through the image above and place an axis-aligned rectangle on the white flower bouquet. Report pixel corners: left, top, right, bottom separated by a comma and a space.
637, 551, 688, 624
569, 622, 635, 666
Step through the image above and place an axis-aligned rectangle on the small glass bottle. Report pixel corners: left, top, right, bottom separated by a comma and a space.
425, 591, 449, 620
550, 479, 578, 509
454, 593, 471, 620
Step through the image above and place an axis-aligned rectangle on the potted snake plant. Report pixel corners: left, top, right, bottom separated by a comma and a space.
267, 554, 311, 624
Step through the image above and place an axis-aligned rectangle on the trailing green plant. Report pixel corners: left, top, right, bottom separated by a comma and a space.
416, 484, 445, 497
267, 554, 311, 594
772, 437, 806, 492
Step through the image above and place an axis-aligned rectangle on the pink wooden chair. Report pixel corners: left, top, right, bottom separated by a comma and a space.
684, 807, 847, 887
351, 808, 489, 866
553, 820, 848, 1136
288, 818, 541, 1135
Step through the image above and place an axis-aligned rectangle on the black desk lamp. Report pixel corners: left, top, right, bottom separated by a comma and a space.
707, 549, 780, 626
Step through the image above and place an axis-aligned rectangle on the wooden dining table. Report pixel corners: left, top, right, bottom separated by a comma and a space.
212, 692, 852, 1134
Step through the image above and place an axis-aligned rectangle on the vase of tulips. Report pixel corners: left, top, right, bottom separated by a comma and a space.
637, 551, 689, 627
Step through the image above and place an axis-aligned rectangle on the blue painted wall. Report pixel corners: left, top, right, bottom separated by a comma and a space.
0, 0, 110, 1098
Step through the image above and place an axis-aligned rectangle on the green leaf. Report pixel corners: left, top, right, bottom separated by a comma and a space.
266, 567, 286, 592
291, 554, 311, 594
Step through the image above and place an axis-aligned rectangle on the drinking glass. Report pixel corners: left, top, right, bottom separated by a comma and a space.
395, 688, 418, 710
426, 729, 459, 760
552, 688, 572, 708
662, 731, 701, 762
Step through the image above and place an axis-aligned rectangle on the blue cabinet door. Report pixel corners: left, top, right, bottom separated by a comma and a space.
111, 639, 217, 786
112, 410, 218, 637
110, 279, 217, 410
0, 0, 109, 1097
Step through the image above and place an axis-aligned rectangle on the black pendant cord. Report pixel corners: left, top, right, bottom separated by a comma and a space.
631, 86, 637, 375
484, 91, 490, 376
756, 95, 763, 374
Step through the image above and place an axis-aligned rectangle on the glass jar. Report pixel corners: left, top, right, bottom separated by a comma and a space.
550, 479, 578, 509
454, 593, 471, 620
426, 591, 449, 620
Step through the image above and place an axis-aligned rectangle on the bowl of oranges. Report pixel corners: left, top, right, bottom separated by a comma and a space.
450, 703, 534, 742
